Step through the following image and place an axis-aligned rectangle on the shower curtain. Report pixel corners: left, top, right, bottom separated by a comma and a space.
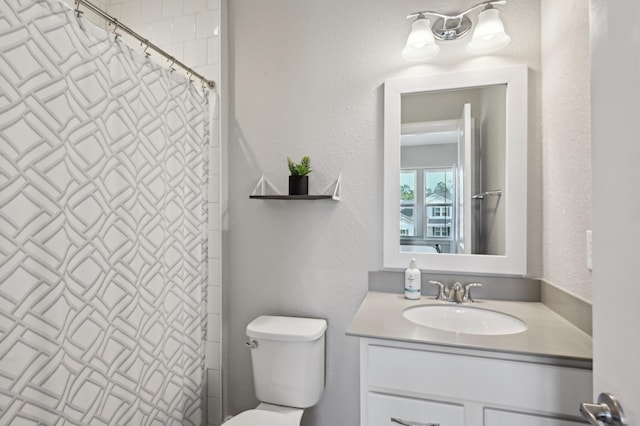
0, 1, 208, 425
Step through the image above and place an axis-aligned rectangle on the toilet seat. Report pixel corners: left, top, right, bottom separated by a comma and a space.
222, 409, 297, 426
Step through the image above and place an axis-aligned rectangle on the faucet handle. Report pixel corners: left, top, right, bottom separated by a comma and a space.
463, 283, 483, 302
448, 282, 464, 303
427, 280, 446, 300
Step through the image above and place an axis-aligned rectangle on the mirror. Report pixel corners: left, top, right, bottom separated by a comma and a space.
384, 65, 528, 275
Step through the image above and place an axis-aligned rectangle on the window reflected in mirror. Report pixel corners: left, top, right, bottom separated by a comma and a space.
400, 169, 454, 253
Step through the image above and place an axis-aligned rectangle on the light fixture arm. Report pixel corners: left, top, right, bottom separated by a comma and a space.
406, 0, 506, 21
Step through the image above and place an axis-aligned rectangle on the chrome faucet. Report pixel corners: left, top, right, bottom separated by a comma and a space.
427, 281, 483, 303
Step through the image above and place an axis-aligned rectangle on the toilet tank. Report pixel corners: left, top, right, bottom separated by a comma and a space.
246, 315, 327, 408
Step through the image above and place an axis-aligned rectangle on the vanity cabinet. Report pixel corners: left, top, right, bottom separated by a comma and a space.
360, 339, 591, 426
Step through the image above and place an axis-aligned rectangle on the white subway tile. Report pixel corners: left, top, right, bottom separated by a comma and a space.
207, 118, 220, 147
207, 397, 222, 425
120, 0, 141, 24
87, 0, 105, 9
106, 4, 122, 17
208, 258, 220, 285
207, 369, 221, 398
184, 38, 208, 67
195, 10, 217, 39
138, 0, 162, 23
207, 286, 220, 314
208, 203, 220, 231
208, 174, 219, 201
206, 313, 218, 336
206, 259, 220, 286
207, 36, 219, 64
208, 230, 220, 258
207, 0, 220, 10
150, 19, 173, 46
173, 14, 195, 42
162, 0, 184, 19
207, 313, 221, 341
205, 342, 219, 368
208, 146, 220, 173
184, 0, 207, 14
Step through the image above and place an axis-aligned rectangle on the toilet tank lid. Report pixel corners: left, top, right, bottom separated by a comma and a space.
246, 315, 327, 342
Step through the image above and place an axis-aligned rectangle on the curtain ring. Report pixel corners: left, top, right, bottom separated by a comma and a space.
142, 40, 151, 57
74, 0, 84, 17
112, 19, 121, 39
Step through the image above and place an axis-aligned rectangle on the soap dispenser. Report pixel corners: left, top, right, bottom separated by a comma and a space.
404, 258, 421, 300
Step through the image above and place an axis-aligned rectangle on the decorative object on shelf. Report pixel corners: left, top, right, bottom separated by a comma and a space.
287, 156, 312, 195
250, 174, 342, 201
402, 0, 510, 62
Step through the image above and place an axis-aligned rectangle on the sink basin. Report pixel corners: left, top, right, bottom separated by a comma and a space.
403, 304, 527, 335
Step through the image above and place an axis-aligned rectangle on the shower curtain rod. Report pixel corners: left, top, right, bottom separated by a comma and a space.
73, 0, 216, 89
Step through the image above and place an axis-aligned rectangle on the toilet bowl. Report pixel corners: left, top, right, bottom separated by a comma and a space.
221, 315, 327, 426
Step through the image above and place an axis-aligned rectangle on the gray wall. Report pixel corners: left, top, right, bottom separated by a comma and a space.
541, 1, 592, 300
225, 1, 542, 424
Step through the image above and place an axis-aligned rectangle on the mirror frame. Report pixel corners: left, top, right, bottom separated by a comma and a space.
383, 64, 528, 275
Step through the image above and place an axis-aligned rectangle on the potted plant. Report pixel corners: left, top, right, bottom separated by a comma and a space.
287, 156, 312, 195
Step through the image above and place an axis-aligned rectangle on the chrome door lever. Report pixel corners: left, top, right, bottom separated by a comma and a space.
390, 417, 439, 426
580, 393, 627, 426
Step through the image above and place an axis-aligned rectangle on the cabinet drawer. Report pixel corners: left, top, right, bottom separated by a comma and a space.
485, 409, 587, 425
366, 344, 592, 416
367, 392, 464, 426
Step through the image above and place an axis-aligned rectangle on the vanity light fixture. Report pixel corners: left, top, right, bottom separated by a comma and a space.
402, 0, 510, 61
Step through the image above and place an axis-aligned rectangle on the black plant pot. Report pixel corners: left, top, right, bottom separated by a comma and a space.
288, 175, 309, 196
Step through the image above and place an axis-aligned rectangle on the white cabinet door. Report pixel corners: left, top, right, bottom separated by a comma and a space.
367, 392, 464, 426
485, 409, 586, 426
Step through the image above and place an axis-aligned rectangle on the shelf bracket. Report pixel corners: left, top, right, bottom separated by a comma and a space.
251, 175, 280, 196
323, 173, 341, 201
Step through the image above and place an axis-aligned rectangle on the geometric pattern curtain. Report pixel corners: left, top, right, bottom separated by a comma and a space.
0, 1, 208, 424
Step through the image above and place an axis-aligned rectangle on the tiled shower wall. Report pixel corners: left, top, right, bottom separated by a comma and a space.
62, 0, 223, 423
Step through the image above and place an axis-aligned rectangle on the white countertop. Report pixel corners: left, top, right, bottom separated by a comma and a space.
346, 291, 592, 362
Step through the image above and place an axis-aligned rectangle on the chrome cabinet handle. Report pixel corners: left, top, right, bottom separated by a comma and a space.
580, 393, 627, 426
390, 417, 439, 426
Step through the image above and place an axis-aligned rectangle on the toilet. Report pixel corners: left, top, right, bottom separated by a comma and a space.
223, 315, 327, 426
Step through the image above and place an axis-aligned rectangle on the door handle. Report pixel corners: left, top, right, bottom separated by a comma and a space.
390, 418, 439, 426
580, 393, 627, 426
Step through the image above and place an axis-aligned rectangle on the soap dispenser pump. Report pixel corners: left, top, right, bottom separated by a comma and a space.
404, 258, 421, 300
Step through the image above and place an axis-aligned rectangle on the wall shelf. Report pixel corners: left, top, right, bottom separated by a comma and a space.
250, 174, 341, 201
